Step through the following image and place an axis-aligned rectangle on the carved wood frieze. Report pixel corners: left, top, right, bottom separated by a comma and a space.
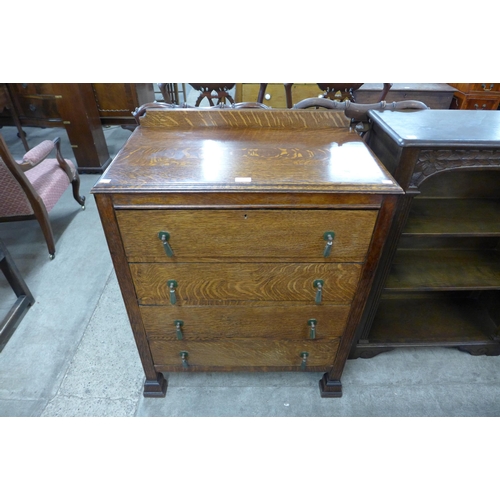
411, 149, 500, 188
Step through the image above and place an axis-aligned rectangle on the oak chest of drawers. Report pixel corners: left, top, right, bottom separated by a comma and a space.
91, 107, 402, 398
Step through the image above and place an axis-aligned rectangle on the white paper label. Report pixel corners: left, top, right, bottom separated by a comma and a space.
235, 177, 252, 183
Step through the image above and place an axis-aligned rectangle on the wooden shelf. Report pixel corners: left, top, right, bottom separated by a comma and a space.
404, 199, 500, 236
386, 248, 500, 291
369, 294, 498, 345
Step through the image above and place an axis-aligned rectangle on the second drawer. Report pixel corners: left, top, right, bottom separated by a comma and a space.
130, 262, 362, 305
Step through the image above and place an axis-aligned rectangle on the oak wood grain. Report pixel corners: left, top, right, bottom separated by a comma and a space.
149, 338, 339, 369
117, 209, 378, 263
141, 304, 350, 340
131, 262, 362, 305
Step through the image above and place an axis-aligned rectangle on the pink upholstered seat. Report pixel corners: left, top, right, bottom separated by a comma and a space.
0, 134, 85, 258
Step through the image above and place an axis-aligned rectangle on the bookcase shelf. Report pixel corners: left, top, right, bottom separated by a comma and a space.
351, 109, 500, 359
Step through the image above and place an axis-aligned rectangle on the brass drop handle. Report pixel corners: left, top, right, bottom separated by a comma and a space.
158, 231, 174, 257
167, 280, 178, 305
474, 104, 487, 110
180, 351, 189, 368
313, 279, 324, 305
300, 352, 309, 370
174, 320, 184, 340
323, 231, 335, 257
482, 83, 494, 91
308, 319, 317, 339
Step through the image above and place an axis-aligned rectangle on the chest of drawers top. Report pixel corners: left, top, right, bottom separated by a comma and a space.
91, 108, 401, 197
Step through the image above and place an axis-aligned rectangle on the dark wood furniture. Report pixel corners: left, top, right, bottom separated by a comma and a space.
91, 83, 155, 126
91, 106, 402, 398
189, 84, 235, 106
354, 83, 457, 109
0, 84, 155, 173
0, 84, 29, 151
0, 134, 85, 259
351, 109, 500, 359
0, 238, 35, 352
449, 83, 500, 110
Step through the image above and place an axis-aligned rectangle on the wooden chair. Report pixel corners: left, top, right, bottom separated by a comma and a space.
0, 134, 85, 259
189, 84, 236, 106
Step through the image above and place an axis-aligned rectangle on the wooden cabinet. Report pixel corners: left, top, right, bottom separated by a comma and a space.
352, 109, 500, 358
0, 84, 155, 172
91, 83, 155, 126
354, 83, 456, 109
91, 107, 402, 398
3, 83, 110, 172
449, 83, 500, 110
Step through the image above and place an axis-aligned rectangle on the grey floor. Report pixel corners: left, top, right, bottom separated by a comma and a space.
2, 89, 500, 417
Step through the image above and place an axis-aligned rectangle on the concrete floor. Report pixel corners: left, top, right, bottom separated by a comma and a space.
2, 88, 500, 417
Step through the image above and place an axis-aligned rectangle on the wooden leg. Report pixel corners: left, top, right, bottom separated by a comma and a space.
457, 344, 500, 356
0, 239, 35, 352
318, 373, 342, 398
257, 84, 268, 103
31, 203, 56, 258
71, 177, 86, 208
143, 372, 167, 397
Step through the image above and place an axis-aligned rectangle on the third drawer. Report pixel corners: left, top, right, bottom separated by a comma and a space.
142, 304, 350, 341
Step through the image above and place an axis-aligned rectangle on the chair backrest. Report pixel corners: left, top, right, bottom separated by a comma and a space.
0, 135, 34, 217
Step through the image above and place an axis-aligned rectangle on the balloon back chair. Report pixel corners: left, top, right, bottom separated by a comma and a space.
0, 134, 85, 259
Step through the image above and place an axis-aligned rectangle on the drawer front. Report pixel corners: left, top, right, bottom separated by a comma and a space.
141, 304, 350, 340
465, 98, 500, 110
117, 209, 378, 263
150, 338, 339, 370
131, 262, 362, 305
16, 95, 61, 119
469, 83, 500, 93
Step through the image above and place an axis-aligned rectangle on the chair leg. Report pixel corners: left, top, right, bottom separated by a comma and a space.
32, 206, 57, 258
71, 175, 86, 209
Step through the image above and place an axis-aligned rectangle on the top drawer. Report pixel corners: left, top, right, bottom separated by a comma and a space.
116, 209, 378, 263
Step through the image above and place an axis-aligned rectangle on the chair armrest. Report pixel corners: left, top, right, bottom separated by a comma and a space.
53, 137, 77, 181
20, 139, 55, 170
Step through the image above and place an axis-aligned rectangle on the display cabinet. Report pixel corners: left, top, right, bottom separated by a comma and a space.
351, 109, 500, 358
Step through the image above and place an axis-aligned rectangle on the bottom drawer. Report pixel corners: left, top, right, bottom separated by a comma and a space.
150, 339, 340, 371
